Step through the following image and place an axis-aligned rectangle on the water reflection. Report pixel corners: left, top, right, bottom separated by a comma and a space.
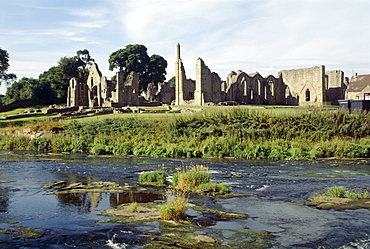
57, 193, 92, 213
109, 192, 165, 208
0, 187, 9, 212
55, 191, 165, 212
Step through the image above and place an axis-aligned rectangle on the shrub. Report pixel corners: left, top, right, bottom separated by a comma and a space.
327, 186, 345, 198
90, 144, 110, 155
0, 135, 30, 150
139, 170, 168, 184
160, 197, 186, 221
28, 138, 51, 152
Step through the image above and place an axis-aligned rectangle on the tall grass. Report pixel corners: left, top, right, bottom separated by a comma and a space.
1, 109, 369, 159
159, 196, 187, 221
139, 170, 168, 184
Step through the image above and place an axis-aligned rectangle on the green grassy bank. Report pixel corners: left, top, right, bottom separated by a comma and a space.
0, 108, 369, 159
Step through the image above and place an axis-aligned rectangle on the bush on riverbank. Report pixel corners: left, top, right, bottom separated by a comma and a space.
0, 108, 369, 159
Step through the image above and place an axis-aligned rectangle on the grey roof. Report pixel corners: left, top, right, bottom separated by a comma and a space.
347, 74, 370, 92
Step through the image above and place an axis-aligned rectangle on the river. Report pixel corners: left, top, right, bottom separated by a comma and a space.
0, 150, 369, 248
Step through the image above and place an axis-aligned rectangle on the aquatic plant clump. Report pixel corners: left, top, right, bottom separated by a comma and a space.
328, 186, 345, 197
139, 170, 168, 184
195, 182, 231, 195
172, 169, 231, 195
159, 197, 187, 221
172, 170, 210, 191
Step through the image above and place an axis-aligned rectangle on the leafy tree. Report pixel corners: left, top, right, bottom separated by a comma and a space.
0, 94, 4, 105
76, 49, 94, 82
3, 77, 51, 105
4, 49, 93, 105
109, 44, 167, 92
39, 56, 81, 100
146, 54, 167, 85
168, 76, 176, 87
0, 48, 16, 86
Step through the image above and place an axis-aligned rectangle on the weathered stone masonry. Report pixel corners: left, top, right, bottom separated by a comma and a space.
175, 43, 348, 106
68, 44, 352, 108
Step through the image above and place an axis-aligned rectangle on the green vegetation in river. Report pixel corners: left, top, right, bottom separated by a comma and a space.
307, 186, 370, 210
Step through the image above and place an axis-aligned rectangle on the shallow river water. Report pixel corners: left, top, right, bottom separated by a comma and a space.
0, 150, 370, 248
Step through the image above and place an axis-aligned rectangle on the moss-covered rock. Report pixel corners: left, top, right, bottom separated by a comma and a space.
307, 196, 370, 210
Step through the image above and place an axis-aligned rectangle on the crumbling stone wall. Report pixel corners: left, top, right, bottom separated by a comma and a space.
279, 66, 326, 106
194, 58, 222, 105
67, 78, 88, 107
325, 70, 348, 105
175, 43, 196, 105
224, 71, 285, 105
67, 63, 142, 108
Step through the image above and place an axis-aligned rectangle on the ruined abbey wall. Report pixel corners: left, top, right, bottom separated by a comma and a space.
67, 63, 143, 108
68, 44, 349, 108
279, 66, 326, 106
174, 43, 347, 107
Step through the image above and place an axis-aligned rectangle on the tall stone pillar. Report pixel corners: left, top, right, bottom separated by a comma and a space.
175, 43, 184, 105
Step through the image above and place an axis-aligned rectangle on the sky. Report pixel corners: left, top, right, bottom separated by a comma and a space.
0, 0, 369, 94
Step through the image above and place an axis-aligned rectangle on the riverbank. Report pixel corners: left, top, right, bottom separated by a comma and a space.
0, 107, 369, 159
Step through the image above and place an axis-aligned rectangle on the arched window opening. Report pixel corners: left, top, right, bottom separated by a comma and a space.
270, 81, 274, 97
257, 79, 261, 95
305, 88, 310, 101
242, 78, 247, 96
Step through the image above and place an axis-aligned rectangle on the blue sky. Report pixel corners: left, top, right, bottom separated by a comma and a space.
1, 0, 369, 94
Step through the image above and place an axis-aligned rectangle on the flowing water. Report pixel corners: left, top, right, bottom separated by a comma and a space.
0, 150, 370, 248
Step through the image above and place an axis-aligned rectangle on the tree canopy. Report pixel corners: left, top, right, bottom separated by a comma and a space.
108, 44, 167, 92
3, 49, 94, 105
3, 77, 52, 105
0, 48, 16, 86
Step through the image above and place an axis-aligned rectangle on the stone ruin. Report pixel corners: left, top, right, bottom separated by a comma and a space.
175, 43, 348, 107
67, 63, 174, 108
66, 43, 349, 109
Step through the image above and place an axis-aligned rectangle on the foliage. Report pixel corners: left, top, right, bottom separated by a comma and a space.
327, 186, 345, 197
3, 77, 52, 105
108, 44, 167, 92
172, 167, 231, 195
194, 182, 231, 195
76, 49, 94, 82
345, 192, 362, 199
159, 196, 187, 221
172, 170, 210, 191
38, 56, 81, 100
0, 48, 16, 86
1, 108, 370, 160
3, 50, 93, 105
168, 76, 176, 87
28, 138, 51, 152
139, 170, 168, 184
326, 186, 370, 199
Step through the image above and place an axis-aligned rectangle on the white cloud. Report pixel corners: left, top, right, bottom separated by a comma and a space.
1, 0, 369, 95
